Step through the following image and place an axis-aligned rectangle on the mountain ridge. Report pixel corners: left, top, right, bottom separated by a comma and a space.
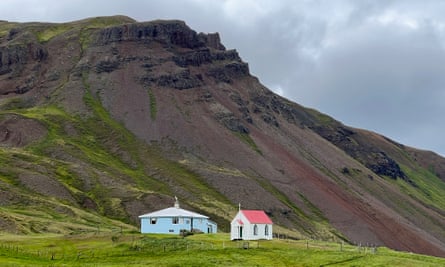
0, 16, 444, 257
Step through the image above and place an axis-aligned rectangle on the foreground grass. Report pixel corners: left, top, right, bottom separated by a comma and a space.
0, 233, 443, 266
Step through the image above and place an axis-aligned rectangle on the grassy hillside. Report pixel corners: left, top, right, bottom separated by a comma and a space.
0, 96, 234, 233
0, 233, 443, 266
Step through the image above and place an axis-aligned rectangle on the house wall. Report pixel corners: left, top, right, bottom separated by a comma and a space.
230, 211, 245, 240
231, 222, 272, 240
141, 216, 217, 234
207, 220, 218, 234
230, 223, 242, 240
230, 212, 272, 240
250, 223, 272, 240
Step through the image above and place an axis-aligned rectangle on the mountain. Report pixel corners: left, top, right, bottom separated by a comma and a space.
0, 16, 444, 257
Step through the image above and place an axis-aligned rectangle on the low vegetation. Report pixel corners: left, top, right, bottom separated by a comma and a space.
0, 93, 233, 234
147, 89, 157, 120
234, 132, 262, 155
0, 232, 443, 266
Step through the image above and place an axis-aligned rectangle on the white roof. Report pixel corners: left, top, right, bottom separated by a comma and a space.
138, 206, 208, 219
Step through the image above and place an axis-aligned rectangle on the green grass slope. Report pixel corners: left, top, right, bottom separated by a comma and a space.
0, 91, 233, 234
0, 233, 443, 266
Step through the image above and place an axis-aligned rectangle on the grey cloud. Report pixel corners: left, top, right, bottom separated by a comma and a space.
290, 16, 445, 154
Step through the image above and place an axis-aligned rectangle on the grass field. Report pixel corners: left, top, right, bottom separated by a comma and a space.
0, 232, 443, 266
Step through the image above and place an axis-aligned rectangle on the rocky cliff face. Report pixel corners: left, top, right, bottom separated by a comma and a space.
89, 20, 248, 89
0, 31, 47, 95
0, 16, 444, 257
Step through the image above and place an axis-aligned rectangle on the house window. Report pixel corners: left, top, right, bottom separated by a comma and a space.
172, 217, 179, 224
265, 225, 269, 236
150, 218, 157, 225
253, 224, 258, 235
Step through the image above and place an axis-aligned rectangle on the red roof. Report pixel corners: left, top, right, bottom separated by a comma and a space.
241, 210, 272, 224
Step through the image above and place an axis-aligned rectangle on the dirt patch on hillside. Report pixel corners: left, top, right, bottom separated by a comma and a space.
0, 213, 18, 233
18, 172, 75, 203
124, 194, 173, 223
0, 114, 47, 147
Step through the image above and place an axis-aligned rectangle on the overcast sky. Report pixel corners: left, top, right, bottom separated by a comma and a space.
2, 0, 445, 156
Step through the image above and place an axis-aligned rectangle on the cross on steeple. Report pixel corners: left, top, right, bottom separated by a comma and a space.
174, 196, 180, 208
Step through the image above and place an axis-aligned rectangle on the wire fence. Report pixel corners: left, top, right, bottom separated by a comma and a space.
0, 234, 379, 262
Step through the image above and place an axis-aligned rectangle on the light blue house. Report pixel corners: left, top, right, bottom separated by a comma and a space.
139, 197, 217, 234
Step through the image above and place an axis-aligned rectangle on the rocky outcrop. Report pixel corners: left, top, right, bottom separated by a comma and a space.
207, 61, 249, 83
0, 43, 47, 77
364, 151, 408, 180
209, 102, 250, 133
312, 124, 409, 180
140, 69, 204, 90
251, 92, 315, 126
0, 27, 48, 96
90, 20, 248, 90
216, 113, 250, 134
95, 57, 120, 73
199, 32, 225, 50
174, 48, 213, 67
94, 20, 206, 49
173, 48, 242, 68
249, 91, 409, 181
